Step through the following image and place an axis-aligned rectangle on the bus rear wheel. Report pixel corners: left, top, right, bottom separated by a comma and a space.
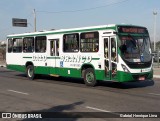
26, 65, 35, 80
84, 68, 97, 86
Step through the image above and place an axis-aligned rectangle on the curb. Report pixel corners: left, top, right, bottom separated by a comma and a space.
0, 65, 6, 68
153, 75, 160, 79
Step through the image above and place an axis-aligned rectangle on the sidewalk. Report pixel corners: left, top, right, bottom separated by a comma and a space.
0, 60, 6, 67
153, 67, 160, 78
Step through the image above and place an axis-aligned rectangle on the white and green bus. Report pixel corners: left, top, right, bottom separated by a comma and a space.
6, 24, 153, 86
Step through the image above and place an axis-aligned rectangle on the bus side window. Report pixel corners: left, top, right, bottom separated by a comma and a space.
104, 39, 108, 58
8, 39, 13, 53
23, 37, 34, 53
50, 41, 55, 56
56, 41, 59, 56
12, 38, 23, 53
80, 32, 99, 52
35, 36, 47, 53
111, 38, 117, 62
63, 33, 79, 52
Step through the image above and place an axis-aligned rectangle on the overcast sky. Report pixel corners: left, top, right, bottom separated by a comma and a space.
0, 0, 160, 41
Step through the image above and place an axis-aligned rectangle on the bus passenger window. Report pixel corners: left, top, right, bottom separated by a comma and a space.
111, 38, 117, 62
12, 38, 23, 53
35, 36, 46, 53
23, 37, 34, 53
80, 32, 99, 52
50, 41, 55, 56
56, 41, 59, 56
8, 39, 13, 53
104, 39, 108, 58
63, 33, 79, 52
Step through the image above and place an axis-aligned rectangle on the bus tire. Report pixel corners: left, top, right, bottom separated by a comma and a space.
26, 65, 35, 80
84, 68, 97, 86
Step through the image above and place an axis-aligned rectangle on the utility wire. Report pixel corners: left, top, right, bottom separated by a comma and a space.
37, 0, 130, 14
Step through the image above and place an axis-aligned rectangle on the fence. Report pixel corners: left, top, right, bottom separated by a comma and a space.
0, 48, 6, 60
153, 51, 160, 68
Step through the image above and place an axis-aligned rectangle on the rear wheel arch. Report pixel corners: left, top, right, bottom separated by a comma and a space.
25, 62, 35, 80
25, 61, 34, 68
81, 64, 95, 78
81, 64, 97, 86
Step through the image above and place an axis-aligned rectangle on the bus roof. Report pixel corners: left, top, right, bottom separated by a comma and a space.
7, 24, 147, 38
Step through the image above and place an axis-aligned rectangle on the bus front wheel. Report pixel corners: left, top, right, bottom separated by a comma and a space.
84, 68, 97, 86
26, 65, 35, 80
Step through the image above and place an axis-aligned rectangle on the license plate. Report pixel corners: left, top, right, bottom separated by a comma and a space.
139, 76, 145, 81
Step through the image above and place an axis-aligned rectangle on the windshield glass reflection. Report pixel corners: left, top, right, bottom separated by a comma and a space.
119, 35, 152, 63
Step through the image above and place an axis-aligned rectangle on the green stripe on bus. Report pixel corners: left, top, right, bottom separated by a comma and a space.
92, 58, 100, 60
47, 57, 61, 59
23, 57, 32, 59
23, 56, 99, 60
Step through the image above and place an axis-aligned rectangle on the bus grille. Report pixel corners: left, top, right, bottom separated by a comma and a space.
127, 62, 152, 69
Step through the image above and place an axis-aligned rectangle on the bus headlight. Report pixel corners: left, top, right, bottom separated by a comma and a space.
121, 64, 130, 73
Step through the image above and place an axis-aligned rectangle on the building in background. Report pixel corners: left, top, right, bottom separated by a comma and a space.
0, 41, 6, 60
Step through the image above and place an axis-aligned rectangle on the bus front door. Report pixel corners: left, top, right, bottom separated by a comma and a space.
50, 39, 60, 75
104, 37, 117, 80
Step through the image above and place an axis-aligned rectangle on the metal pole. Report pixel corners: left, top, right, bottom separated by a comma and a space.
158, 49, 160, 68
153, 11, 157, 51
33, 9, 37, 32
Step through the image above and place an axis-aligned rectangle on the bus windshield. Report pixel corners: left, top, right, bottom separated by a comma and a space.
119, 35, 152, 63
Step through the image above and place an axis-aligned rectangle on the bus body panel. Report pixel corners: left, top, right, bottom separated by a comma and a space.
6, 24, 153, 84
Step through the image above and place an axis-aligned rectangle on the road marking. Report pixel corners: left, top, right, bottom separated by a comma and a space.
148, 93, 160, 96
86, 106, 111, 112
8, 90, 29, 95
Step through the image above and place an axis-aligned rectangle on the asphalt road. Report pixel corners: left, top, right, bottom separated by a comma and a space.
0, 67, 160, 121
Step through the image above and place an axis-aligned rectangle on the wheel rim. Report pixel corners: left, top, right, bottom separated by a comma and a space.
86, 72, 94, 83
28, 68, 33, 77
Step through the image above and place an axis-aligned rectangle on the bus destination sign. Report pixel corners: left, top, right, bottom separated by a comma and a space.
118, 26, 148, 34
